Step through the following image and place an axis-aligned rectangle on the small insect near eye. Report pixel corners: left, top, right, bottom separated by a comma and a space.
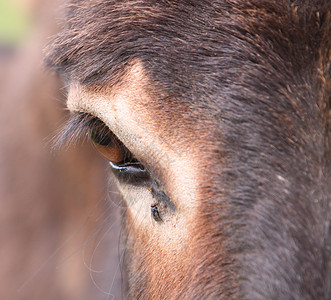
151, 203, 162, 222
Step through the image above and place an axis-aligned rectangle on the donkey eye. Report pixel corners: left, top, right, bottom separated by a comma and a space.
90, 129, 126, 164
89, 124, 150, 184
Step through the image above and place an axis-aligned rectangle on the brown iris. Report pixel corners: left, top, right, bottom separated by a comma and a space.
89, 125, 132, 164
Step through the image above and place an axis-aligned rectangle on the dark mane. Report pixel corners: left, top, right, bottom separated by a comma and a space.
46, 0, 331, 298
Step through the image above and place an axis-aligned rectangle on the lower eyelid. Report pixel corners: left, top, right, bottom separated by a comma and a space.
109, 161, 145, 171
109, 161, 151, 184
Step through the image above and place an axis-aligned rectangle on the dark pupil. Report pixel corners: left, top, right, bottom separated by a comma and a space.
90, 130, 113, 146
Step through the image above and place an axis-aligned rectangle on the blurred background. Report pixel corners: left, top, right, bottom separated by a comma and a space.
0, 1, 122, 299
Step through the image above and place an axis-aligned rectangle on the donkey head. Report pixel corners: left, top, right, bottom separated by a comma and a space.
46, 1, 331, 298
